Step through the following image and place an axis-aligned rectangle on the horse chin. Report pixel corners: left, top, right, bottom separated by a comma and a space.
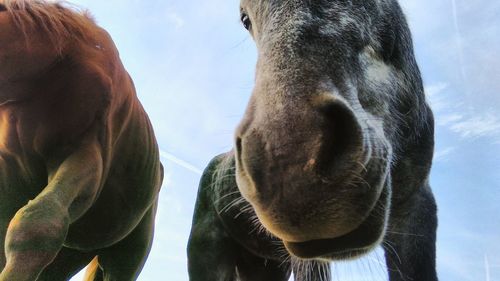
282, 184, 390, 260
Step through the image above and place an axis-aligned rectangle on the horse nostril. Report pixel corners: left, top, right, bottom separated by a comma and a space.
235, 136, 243, 165
0, 4, 6, 12
235, 136, 242, 155
316, 101, 364, 174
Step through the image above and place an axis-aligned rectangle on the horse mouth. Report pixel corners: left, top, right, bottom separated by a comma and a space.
282, 185, 389, 260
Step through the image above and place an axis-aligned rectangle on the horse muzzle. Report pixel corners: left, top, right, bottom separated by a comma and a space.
234, 94, 388, 244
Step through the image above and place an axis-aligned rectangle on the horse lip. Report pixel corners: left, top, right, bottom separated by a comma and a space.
282, 218, 383, 260
282, 185, 389, 260
283, 233, 375, 260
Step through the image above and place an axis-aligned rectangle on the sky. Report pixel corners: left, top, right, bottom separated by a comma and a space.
63, 0, 500, 280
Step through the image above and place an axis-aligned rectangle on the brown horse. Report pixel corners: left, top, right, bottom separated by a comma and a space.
0, 1, 163, 280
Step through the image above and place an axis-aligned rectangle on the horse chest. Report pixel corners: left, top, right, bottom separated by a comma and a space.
0, 103, 43, 150
0, 108, 21, 151
0, 107, 47, 197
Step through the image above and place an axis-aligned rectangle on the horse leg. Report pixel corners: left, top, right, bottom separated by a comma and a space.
0, 223, 6, 270
83, 258, 104, 281
383, 185, 438, 281
235, 249, 291, 281
93, 201, 157, 281
187, 204, 238, 281
187, 230, 238, 281
0, 141, 103, 281
0, 196, 71, 281
37, 247, 96, 281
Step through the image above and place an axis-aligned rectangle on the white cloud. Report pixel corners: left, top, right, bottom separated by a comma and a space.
425, 83, 449, 99
449, 114, 500, 139
425, 83, 450, 112
434, 146, 457, 162
437, 114, 463, 127
425, 83, 500, 142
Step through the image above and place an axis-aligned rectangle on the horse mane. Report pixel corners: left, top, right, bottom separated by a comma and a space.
1, 0, 99, 54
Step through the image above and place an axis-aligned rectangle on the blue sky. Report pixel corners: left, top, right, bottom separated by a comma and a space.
67, 0, 500, 280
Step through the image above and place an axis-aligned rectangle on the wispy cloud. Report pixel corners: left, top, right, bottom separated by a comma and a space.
425, 82, 500, 141
434, 146, 457, 162
436, 114, 463, 127
449, 114, 500, 139
426, 83, 449, 99
425, 82, 450, 112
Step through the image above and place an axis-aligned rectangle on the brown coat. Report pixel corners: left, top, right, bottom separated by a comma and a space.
0, 1, 162, 280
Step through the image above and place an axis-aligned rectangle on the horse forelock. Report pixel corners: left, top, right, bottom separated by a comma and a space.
1, 0, 98, 54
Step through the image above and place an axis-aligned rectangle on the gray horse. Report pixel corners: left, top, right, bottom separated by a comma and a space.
188, 0, 437, 280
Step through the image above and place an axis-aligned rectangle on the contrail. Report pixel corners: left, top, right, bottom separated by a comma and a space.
485, 254, 491, 281
159, 150, 203, 175
450, 0, 467, 84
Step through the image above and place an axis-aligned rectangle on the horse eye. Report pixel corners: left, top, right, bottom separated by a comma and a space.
241, 13, 251, 30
